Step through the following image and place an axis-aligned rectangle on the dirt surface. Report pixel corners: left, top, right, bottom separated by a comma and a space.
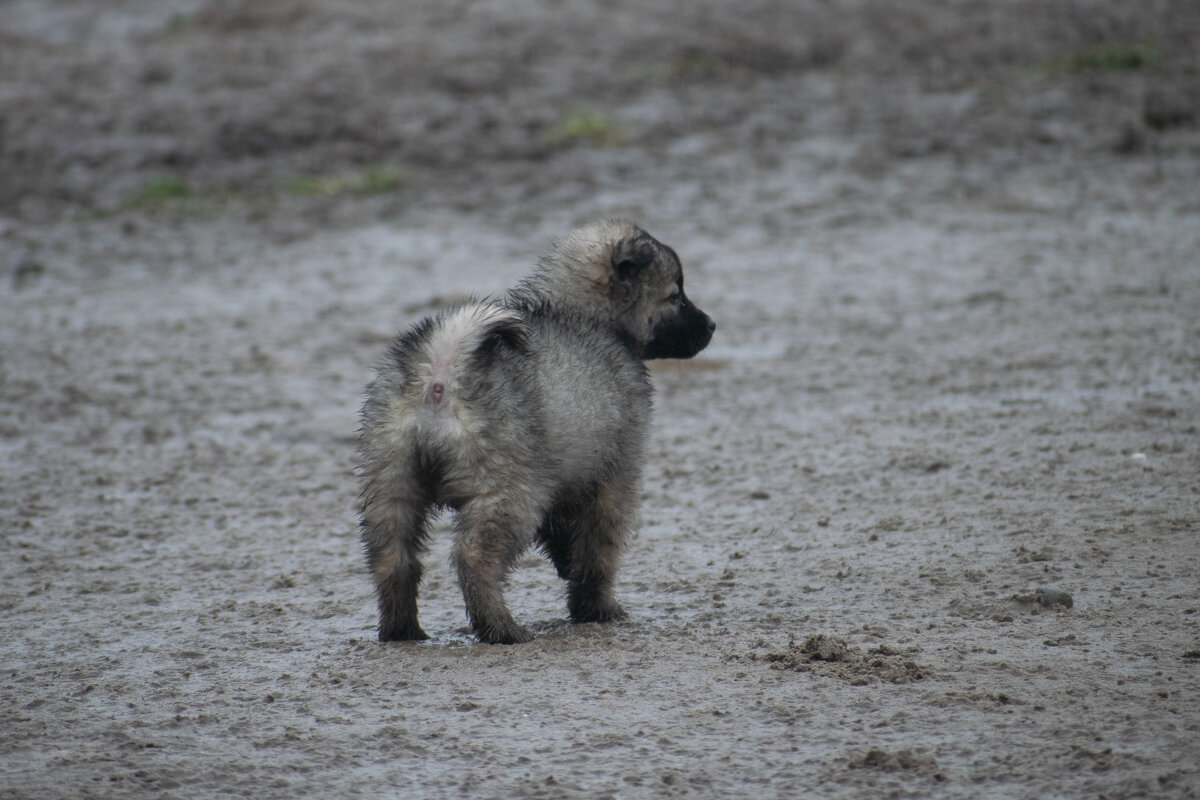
3, 1, 1200, 797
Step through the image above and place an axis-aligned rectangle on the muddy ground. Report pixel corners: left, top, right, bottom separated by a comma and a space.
2, 1, 1199, 797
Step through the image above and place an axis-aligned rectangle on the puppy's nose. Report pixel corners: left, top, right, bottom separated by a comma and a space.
705, 316, 716, 334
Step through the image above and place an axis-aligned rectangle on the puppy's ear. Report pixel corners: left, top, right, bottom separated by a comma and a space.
612, 237, 655, 282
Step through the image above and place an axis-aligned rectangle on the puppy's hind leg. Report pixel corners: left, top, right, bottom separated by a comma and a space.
563, 480, 634, 625
452, 495, 540, 644
359, 454, 433, 641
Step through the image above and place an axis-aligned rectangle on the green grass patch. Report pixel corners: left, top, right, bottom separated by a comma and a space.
287, 165, 406, 198
132, 175, 192, 205
94, 164, 406, 221
103, 175, 242, 220
1033, 40, 1159, 75
165, 13, 194, 34
632, 52, 726, 83
543, 110, 627, 147
1069, 41, 1158, 71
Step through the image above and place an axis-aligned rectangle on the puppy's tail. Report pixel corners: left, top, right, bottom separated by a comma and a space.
416, 302, 528, 407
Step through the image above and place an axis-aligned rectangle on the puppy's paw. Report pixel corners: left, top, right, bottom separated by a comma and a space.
379, 624, 431, 642
475, 620, 534, 645
568, 595, 628, 624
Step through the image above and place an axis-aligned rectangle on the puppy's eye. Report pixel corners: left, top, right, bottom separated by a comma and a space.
666, 291, 681, 305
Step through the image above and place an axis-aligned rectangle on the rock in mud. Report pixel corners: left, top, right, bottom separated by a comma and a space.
1035, 587, 1074, 609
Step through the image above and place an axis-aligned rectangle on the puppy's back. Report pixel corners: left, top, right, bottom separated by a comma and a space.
519, 305, 651, 487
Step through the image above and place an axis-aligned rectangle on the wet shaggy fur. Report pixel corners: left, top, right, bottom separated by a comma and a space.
356, 219, 715, 644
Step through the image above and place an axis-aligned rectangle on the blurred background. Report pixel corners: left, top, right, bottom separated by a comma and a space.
3, 0, 1197, 228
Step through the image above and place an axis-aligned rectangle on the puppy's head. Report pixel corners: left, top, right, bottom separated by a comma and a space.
525, 219, 715, 360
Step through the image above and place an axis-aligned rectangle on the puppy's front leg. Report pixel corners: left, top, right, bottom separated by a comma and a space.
564, 480, 635, 625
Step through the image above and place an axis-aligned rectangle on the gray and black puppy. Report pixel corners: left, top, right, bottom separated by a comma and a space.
356, 219, 714, 644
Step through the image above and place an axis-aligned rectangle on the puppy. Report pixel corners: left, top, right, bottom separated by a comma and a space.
357, 219, 714, 643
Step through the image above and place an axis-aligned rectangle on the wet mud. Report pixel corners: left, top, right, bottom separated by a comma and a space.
2, 1, 1199, 798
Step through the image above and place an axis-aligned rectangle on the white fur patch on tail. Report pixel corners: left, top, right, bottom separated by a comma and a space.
422, 303, 525, 405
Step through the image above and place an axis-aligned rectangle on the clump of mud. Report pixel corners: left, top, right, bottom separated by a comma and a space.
948, 585, 1076, 622
849, 748, 944, 780
754, 635, 931, 685
794, 633, 849, 662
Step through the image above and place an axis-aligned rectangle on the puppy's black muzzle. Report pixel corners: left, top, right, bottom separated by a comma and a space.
644, 298, 715, 360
